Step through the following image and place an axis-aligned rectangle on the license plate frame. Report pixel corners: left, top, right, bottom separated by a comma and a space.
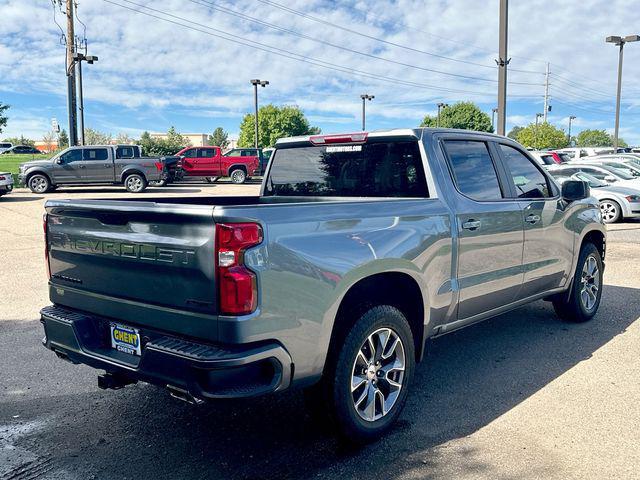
110, 323, 142, 356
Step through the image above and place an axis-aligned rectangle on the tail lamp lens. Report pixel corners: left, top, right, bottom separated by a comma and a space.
215, 223, 263, 315
43, 213, 51, 279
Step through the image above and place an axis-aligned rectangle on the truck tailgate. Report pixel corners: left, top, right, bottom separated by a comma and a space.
45, 199, 218, 340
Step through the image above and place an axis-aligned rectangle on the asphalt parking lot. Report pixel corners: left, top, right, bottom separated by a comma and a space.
1, 184, 639, 480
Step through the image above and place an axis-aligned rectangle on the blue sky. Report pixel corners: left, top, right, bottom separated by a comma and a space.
1, 0, 640, 144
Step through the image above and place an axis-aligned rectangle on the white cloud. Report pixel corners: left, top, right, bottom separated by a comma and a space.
1, 0, 640, 143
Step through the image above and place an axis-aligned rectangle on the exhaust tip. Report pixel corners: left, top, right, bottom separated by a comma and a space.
167, 385, 204, 405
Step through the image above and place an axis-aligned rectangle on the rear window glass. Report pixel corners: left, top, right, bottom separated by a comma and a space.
83, 148, 108, 161
265, 141, 428, 197
442, 140, 503, 201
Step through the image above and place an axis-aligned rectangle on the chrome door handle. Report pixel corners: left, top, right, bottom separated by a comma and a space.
525, 214, 541, 224
105, 164, 111, 168
462, 220, 481, 231
79, 165, 86, 168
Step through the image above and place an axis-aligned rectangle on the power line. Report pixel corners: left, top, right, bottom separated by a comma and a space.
254, 0, 521, 73
103, 0, 540, 99
190, 0, 543, 86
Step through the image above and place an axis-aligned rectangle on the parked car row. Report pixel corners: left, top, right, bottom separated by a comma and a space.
9, 143, 272, 195
0, 143, 42, 155
536, 151, 640, 223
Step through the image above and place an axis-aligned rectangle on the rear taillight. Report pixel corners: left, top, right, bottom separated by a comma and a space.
215, 223, 263, 315
0, 176, 5, 180
43, 213, 51, 279
154, 162, 163, 171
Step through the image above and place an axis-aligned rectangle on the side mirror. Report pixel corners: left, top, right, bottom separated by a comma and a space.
562, 180, 590, 202
55, 158, 64, 165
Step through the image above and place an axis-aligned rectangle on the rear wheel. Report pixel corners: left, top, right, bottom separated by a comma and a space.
28, 174, 51, 194
124, 173, 147, 193
599, 200, 621, 223
149, 179, 167, 187
306, 305, 415, 443
553, 242, 603, 322
230, 169, 246, 184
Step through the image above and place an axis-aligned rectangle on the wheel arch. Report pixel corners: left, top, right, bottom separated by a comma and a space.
25, 170, 52, 185
326, 271, 426, 372
227, 163, 248, 175
120, 168, 146, 183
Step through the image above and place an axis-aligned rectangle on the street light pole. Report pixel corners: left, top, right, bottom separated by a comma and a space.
606, 34, 639, 151
567, 115, 576, 145
535, 113, 543, 149
73, 53, 98, 146
360, 94, 374, 131
496, 0, 509, 136
437, 102, 447, 127
250, 79, 269, 148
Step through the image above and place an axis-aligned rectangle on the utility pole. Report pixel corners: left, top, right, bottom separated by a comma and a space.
496, 0, 509, 136
606, 35, 639, 151
360, 94, 374, 131
491, 107, 498, 132
543, 62, 550, 122
250, 79, 269, 148
65, 0, 77, 146
567, 115, 576, 145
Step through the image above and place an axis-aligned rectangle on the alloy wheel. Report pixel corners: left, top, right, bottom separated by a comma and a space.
580, 254, 600, 311
231, 170, 246, 184
126, 176, 143, 192
350, 327, 406, 422
30, 176, 48, 193
599, 201, 619, 223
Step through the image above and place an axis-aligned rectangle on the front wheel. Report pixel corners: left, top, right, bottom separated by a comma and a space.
553, 242, 603, 322
309, 305, 415, 443
28, 174, 51, 194
599, 200, 621, 224
229, 169, 246, 184
124, 173, 147, 193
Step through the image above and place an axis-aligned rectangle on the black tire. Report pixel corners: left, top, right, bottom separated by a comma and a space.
553, 242, 603, 322
229, 169, 246, 184
28, 174, 51, 194
124, 173, 147, 193
205, 176, 219, 184
149, 179, 167, 187
599, 199, 621, 224
307, 305, 415, 443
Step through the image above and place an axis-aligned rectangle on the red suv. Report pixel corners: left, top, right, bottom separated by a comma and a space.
176, 146, 260, 184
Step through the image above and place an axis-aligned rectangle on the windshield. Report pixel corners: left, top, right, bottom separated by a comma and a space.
557, 153, 571, 163
573, 172, 608, 187
599, 164, 635, 180
265, 141, 429, 197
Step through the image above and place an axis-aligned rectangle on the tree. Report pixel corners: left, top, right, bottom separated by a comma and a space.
3, 135, 35, 147
420, 102, 493, 132
58, 129, 69, 148
575, 129, 626, 148
137, 127, 191, 156
238, 104, 320, 148
115, 132, 134, 144
208, 127, 229, 149
84, 128, 113, 145
507, 125, 524, 140
42, 131, 58, 152
515, 122, 569, 150
0, 102, 8, 134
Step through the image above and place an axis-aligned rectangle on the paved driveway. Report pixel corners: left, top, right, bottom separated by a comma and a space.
1, 185, 639, 479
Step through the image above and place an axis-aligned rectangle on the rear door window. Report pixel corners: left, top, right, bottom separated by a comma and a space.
266, 141, 428, 197
198, 148, 215, 158
499, 144, 550, 198
442, 140, 503, 201
83, 148, 109, 161
116, 146, 134, 158
182, 148, 197, 158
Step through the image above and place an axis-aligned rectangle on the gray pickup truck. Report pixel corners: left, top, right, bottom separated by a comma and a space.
19, 145, 166, 193
40, 128, 605, 442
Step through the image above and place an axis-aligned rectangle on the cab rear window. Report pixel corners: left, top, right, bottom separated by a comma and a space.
265, 141, 429, 197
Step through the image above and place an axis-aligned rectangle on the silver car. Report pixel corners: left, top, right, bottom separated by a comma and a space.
0, 171, 13, 197
550, 169, 640, 223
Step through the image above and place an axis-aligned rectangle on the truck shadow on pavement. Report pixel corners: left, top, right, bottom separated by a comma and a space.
1, 284, 638, 480
0, 195, 43, 202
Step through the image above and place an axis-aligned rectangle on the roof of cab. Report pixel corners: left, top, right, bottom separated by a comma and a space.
275, 127, 509, 146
